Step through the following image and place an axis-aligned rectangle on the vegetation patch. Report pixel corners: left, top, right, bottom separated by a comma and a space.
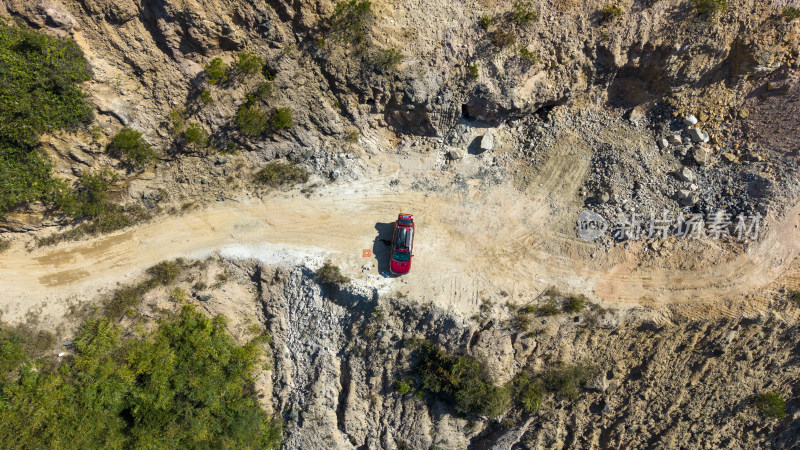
235, 52, 264, 76
236, 105, 271, 136
411, 339, 510, 417
204, 57, 229, 85
0, 305, 282, 448
253, 161, 309, 189
690, 0, 727, 21
108, 127, 157, 169
491, 29, 517, 48
783, 7, 800, 21
328, 0, 373, 45
272, 107, 294, 130
373, 47, 403, 71
511, 2, 538, 25
0, 23, 93, 216
315, 262, 350, 289
755, 392, 786, 419
599, 5, 623, 22
468, 63, 480, 79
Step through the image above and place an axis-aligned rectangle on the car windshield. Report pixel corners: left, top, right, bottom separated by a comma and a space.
393, 250, 411, 262
398, 218, 413, 226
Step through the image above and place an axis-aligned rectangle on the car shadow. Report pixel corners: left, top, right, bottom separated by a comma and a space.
372, 222, 395, 276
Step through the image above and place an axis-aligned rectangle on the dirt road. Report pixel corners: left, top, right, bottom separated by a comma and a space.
2, 172, 798, 324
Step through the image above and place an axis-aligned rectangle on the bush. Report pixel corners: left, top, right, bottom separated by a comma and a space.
57, 169, 118, 219
412, 339, 510, 417
184, 122, 209, 147
491, 29, 517, 48
512, 371, 543, 413
108, 127, 157, 169
272, 107, 294, 130
235, 52, 264, 76
520, 47, 541, 66
539, 363, 597, 400
204, 57, 228, 85
373, 47, 403, 71
511, 2, 538, 25
0, 306, 283, 448
345, 128, 360, 143
599, 5, 623, 22
478, 15, 496, 30
393, 380, 411, 395
467, 63, 479, 79
690, 0, 727, 21
236, 106, 270, 136
564, 295, 586, 313
0, 23, 93, 216
145, 259, 183, 286
755, 392, 786, 419
37, 205, 149, 247
316, 262, 350, 288
783, 7, 800, 21
329, 0, 373, 44
200, 90, 213, 105
0, 239, 9, 253
536, 298, 561, 316
254, 161, 310, 189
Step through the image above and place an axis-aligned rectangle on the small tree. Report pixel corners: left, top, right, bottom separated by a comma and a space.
184, 122, 209, 147
272, 107, 293, 130
205, 57, 229, 85
316, 262, 350, 288
511, 2, 538, 25
236, 106, 270, 136
108, 127, 157, 169
235, 52, 264, 76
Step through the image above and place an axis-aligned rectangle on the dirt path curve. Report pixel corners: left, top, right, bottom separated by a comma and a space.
1, 176, 799, 323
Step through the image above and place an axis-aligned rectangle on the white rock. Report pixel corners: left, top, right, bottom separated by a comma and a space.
684, 115, 698, 126
657, 138, 669, 149
687, 127, 709, 143
479, 133, 494, 151
668, 135, 683, 146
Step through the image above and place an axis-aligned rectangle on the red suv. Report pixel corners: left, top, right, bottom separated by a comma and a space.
390, 213, 414, 274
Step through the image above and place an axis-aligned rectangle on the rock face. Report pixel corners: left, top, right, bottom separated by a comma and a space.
255, 265, 800, 449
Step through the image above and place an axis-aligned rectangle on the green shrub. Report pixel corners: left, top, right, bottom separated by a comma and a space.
108, 127, 157, 168
236, 106, 270, 136
200, 89, 213, 105
783, 7, 800, 21
0, 306, 283, 448
37, 205, 149, 247
0, 24, 93, 147
564, 295, 586, 313
520, 47, 541, 66
394, 380, 411, 395
57, 169, 118, 219
511, 2, 538, 24
468, 63, 479, 79
184, 122, 209, 147
690, 0, 727, 21
254, 161, 309, 188
0, 238, 9, 253
374, 47, 403, 71
251, 81, 274, 102
412, 339, 510, 417
536, 298, 561, 316
316, 261, 350, 288
512, 371, 543, 413
478, 15, 496, 30
516, 310, 533, 331
491, 29, 517, 47
539, 362, 597, 400
755, 392, 786, 418
204, 57, 229, 85
329, 0, 373, 44
599, 5, 623, 21
145, 259, 183, 286
272, 107, 294, 130
235, 52, 264, 76
0, 23, 93, 216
